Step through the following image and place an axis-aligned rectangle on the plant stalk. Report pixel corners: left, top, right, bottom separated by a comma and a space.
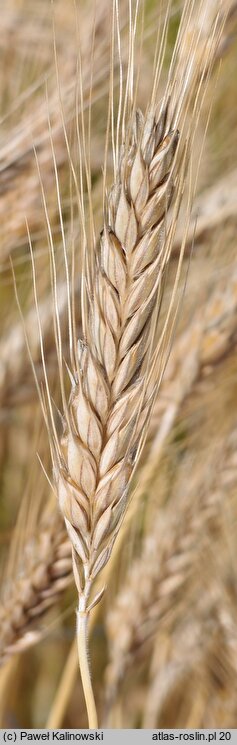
77, 596, 98, 729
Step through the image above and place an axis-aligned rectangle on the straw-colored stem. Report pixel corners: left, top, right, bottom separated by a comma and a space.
46, 502, 137, 728
77, 592, 98, 729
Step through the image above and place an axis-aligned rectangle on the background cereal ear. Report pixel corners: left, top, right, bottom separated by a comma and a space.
0, 0, 237, 730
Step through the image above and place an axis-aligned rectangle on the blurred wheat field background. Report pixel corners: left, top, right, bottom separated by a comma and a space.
0, 0, 237, 729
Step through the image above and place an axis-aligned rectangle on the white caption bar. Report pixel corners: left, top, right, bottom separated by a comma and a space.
0, 731, 236, 745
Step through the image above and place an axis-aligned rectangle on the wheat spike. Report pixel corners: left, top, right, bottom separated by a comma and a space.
143, 594, 223, 728
55, 104, 181, 728
35, 0, 229, 727
57, 107, 179, 596
142, 588, 237, 728
142, 563, 237, 728
0, 512, 71, 664
105, 427, 237, 703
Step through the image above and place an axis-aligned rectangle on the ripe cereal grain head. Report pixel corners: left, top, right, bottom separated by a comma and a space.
28, 0, 230, 727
